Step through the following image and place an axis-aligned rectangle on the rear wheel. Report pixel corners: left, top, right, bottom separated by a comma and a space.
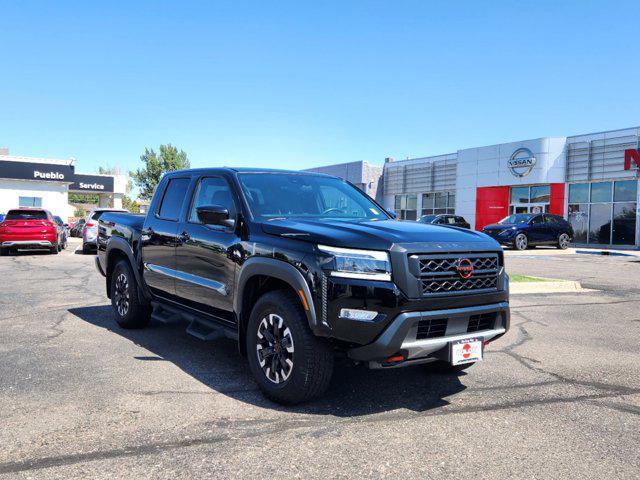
0, 248, 7, 256
110, 260, 151, 329
557, 233, 570, 249
513, 233, 528, 251
50, 241, 59, 254
82, 243, 91, 254
246, 290, 334, 404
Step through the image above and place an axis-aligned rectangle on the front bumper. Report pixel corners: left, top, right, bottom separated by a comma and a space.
347, 302, 509, 367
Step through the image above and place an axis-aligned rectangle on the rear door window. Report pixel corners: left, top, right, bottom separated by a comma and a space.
157, 178, 191, 221
6, 210, 47, 220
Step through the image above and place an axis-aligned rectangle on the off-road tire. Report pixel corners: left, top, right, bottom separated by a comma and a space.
246, 290, 334, 405
110, 260, 151, 329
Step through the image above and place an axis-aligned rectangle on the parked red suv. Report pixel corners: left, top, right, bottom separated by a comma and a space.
0, 208, 63, 255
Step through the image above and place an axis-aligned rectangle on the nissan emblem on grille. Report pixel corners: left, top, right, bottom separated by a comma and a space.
455, 258, 473, 279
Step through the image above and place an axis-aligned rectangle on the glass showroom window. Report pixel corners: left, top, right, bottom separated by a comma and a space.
568, 180, 637, 246
19, 196, 42, 207
421, 191, 455, 216
509, 185, 550, 214
394, 194, 417, 220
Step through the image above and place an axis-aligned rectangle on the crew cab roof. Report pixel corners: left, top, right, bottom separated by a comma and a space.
165, 167, 333, 177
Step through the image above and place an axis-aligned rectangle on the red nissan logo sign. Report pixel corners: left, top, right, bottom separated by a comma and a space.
624, 148, 640, 171
456, 258, 473, 279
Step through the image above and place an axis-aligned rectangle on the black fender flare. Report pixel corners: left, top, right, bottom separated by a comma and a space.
234, 257, 318, 332
105, 237, 151, 304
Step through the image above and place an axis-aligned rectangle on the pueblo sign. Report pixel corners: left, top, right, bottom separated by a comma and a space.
624, 148, 640, 171
0, 160, 115, 192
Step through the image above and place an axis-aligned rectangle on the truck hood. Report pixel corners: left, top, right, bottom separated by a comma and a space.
260, 219, 495, 251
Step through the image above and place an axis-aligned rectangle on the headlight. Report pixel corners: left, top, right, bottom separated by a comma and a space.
318, 245, 392, 281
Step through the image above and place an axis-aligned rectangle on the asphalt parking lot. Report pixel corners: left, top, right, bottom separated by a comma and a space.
1, 239, 639, 479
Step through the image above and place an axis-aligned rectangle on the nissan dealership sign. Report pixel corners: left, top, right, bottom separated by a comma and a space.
0, 160, 114, 192
507, 148, 537, 177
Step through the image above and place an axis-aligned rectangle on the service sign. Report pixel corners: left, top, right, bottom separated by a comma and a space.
69, 173, 114, 192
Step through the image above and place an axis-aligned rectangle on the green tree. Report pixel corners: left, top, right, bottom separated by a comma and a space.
69, 192, 99, 204
122, 195, 139, 213
130, 144, 190, 200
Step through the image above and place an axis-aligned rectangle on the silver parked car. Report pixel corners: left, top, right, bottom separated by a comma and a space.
82, 208, 127, 254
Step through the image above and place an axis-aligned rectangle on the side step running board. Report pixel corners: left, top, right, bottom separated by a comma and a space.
150, 301, 238, 342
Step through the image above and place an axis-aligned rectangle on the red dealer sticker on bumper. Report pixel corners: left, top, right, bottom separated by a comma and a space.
451, 337, 483, 365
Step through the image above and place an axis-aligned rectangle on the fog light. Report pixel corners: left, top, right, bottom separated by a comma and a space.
339, 308, 378, 321
386, 354, 406, 363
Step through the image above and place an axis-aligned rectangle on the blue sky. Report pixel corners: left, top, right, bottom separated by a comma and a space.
1, 1, 638, 177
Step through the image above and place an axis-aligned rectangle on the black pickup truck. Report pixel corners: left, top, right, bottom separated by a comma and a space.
96, 168, 509, 404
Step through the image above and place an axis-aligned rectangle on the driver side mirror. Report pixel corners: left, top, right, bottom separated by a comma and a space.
196, 205, 235, 228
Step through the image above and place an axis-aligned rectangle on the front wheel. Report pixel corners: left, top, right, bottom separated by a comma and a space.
513, 233, 528, 251
557, 233, 570, 249
246, 290, 334, 404
110, 260, 151, 329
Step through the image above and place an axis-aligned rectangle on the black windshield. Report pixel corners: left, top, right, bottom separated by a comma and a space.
498, 214, 534, 224
6, 210, 47, 220
238, 173, 388, 221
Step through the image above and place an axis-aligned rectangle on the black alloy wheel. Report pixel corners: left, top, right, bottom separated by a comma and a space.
256, 313, 295, 384
113, 273, 130, 317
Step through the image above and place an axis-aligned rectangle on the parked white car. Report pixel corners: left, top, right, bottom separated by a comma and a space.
82, 208, 127, 254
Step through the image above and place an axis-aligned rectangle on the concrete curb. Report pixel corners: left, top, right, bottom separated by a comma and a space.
510, 279, 588, 294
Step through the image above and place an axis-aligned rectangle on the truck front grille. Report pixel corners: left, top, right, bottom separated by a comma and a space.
412, 253, 500, 296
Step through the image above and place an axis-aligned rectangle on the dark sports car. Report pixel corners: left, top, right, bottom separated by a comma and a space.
482, 213, 573, 250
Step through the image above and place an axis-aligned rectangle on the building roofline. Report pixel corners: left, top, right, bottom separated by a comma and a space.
0, 155, 74, 166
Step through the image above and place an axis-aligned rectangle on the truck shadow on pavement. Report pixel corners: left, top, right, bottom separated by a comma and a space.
68, 305, 466, 417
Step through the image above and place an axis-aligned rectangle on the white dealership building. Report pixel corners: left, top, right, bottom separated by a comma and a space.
311, 126, 640, 248
0, 149, 127, 220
